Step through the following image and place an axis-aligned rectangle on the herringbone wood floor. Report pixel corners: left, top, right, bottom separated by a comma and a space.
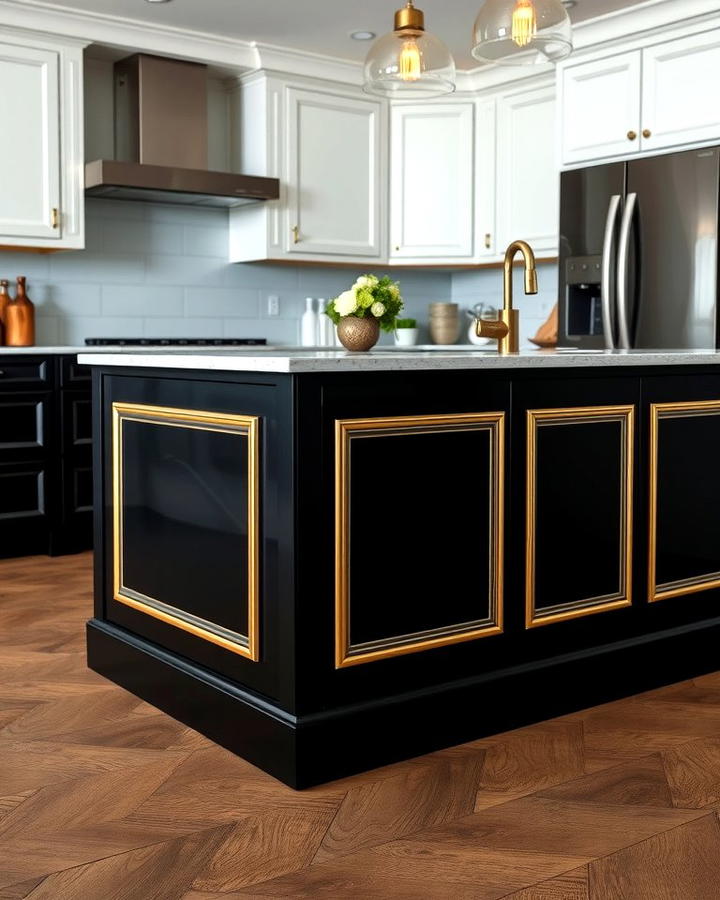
3, 555, 720, 898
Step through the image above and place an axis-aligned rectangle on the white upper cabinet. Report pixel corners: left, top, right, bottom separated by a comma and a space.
390, 103, 475, 262
496, 82, 559, 254
286, 88, 383, 258
560, 52, 642, 165
642, 28, 720, 152
0, 42, 60, 241
560, 25, 720, 167
230, 76, 385, 264
0, 31, 84, 250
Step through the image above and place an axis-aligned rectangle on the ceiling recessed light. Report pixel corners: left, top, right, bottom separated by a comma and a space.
145, 0, 173, 4
562, 0, 577, 8
351, 31, 376, 41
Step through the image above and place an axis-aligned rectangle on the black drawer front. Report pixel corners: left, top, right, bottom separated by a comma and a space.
0, 461, 46, 521
60, 356, 91, 387
0, 394, 49, 453
0, 358, 50, 390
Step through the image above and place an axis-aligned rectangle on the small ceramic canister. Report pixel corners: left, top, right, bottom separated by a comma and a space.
428, 302, 460, 345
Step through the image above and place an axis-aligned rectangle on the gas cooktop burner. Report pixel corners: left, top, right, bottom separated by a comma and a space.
84, 338, 267, 347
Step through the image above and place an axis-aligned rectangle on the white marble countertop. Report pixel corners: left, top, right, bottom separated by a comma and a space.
77, 348, 720, 374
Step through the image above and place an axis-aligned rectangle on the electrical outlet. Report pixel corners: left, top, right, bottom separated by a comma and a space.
267, 295, 280, 317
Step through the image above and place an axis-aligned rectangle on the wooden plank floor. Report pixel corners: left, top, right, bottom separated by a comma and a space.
2, 555, 720, 899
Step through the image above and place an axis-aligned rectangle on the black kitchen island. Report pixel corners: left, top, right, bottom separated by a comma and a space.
84, 348, 720, 788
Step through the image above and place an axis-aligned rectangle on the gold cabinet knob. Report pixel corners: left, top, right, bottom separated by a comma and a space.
484, 233, 492, 249
51, 207, 60, 229
291, 225, 300, 244
627, 130, 637, 141
642, 129, 652, 139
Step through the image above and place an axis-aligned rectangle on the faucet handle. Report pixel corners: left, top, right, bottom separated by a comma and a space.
476, 317, 509, 340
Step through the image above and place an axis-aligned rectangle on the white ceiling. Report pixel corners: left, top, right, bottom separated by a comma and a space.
32, 0, 649, 69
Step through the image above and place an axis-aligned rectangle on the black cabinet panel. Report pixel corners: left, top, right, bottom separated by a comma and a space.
533, 417, 627, 612
0, 358, 49, 391
0, 394, 48, 453
63, 393, 92, 448
60, 357, 91, 387
120, 417, 251, 639
650, 402, 720, 600
0, 462, 45, 519
339, 416, 503, 666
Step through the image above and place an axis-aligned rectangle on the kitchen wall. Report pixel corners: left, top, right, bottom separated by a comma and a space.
0, 198, 557, 347
0, 199, 452, 347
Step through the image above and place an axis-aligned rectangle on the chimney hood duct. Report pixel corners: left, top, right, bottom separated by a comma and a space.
85, 54, 279, 207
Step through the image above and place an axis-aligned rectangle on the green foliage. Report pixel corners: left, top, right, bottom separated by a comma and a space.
325, 274, 404, 333
395, 318, 417, 329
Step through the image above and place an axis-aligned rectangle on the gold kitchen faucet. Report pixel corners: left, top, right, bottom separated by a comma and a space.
476, 240, 538, 354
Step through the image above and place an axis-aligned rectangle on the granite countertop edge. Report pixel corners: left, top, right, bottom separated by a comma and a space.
76, 349, 720, 374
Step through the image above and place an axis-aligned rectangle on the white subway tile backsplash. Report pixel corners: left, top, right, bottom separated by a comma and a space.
35, 317, 61, 345
184, 225, 227, 258
187, 287, 260, 318
61, 316, 140, 345
0, 199, 463, 346
102, 286, 184, 318
143, 317, 219, 338
50, 251, 146, 284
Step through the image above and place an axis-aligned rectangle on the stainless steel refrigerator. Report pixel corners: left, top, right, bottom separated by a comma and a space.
558, 147, 720, 349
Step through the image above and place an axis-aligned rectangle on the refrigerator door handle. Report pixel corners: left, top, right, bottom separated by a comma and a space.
617, 191, 638, 350
601, 194, 622, 349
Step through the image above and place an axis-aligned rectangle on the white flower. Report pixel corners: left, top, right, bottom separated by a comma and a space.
335, 289, 358, 317
370, 301, 385, 318
354, 275, 379, 291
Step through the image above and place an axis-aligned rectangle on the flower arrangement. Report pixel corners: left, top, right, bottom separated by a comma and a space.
326, 275, 404, 333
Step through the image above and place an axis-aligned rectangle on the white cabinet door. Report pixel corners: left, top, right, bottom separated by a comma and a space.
497, 84, 559, 253
475, 99, 497, 259
285, 87, 383, 258
561, 51, 641, 165
0, 42, 61, 241
642, 29, 720, 152
390, 102, 475, 260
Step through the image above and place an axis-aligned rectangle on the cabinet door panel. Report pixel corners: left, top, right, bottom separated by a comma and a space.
497, 85, 559, 252
286, 88, 383, 258
561, 51, 641, 165
0, 460, 50, 558
0, 394, 49, 454
0, 42, 60, 240
390, 103, 474, 259
641, 29, 720, 152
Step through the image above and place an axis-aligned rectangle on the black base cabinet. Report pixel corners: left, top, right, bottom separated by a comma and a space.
87, 364, 720, 788
0, 355, 93, 560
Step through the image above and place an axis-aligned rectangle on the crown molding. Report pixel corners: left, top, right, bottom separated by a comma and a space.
0, 0, 717, 91
0, 0, 259, 68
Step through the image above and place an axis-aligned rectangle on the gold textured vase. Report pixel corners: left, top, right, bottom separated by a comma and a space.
337, 316, 380, 352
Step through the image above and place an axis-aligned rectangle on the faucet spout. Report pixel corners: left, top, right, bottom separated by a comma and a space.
503, 239, 538, 314
476, 239, 539, 355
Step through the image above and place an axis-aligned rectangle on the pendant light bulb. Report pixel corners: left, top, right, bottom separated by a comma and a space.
363, 0, 455, 97
472, 0, 572, 66
511, 0, 537, 48
399, 37, 422, 81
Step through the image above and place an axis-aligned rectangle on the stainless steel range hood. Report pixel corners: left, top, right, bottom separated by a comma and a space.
85, 54, 279, 208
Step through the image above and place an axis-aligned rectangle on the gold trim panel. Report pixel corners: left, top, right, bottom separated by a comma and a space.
649, 400, 720, 603
112, 402, 260, 661
526, 405, 634, 629
335, 412, 505, 669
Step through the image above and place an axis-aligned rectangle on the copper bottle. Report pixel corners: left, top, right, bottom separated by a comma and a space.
5, 277, 35, 347
0, 280, 9, 344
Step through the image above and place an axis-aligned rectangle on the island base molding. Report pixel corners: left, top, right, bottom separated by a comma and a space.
87, 616, 720, 789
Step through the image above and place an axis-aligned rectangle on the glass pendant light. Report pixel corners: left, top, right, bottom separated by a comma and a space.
363, 1, 455, 97
471, 0, 573, 66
